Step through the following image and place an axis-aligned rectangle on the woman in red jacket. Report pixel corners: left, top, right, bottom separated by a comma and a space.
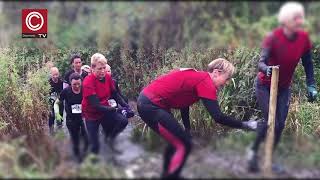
137, 58, 257, 178
82, 53, 133, 154
247, 2, 318, 173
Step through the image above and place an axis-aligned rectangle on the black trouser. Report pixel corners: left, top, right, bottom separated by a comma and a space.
85, 112, 128, 154
66, 117, 89, 159
48, 103, 64, 127
252, 77, 291, 152
137, 93, 192, 178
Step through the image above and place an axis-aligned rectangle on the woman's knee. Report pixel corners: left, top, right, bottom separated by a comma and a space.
116, 114, 128, 127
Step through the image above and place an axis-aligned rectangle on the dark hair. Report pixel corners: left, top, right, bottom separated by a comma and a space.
69, 72, 81, 83
70, 54, 81, 65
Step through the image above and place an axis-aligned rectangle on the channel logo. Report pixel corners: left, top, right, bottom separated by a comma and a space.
22, 9, 47, 38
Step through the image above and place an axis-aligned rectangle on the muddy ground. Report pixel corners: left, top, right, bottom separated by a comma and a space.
51, 102, 320, 179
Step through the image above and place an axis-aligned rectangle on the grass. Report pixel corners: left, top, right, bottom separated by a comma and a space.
211, 130, 320, 170
54, 128, 67, 141
131, 124, 166, 152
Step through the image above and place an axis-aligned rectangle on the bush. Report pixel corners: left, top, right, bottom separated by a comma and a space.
0, 48, 59, 174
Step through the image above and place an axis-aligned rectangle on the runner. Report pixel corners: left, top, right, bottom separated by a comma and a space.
137, 58, 257, 178
63, 54, 88, 88
81, 65, 91, 75
82, 53, 134, 154
48, 67, 64, 134
247, 2, 318, 173
106, 64, 130, 108
54, 72, 89, 162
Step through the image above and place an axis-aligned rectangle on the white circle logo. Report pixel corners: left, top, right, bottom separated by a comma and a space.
25, 11, 44, 31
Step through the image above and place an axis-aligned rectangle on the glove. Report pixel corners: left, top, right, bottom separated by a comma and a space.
116, 107, 129, 118
242, 120, 257, 131
266, 66, 272, 77
55, 113, 63, 123
265, 65, 279, 77
124, 107, 135, 118
307, 84, 318, 102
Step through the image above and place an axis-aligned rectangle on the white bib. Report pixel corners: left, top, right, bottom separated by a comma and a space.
71, 104, 82, 114
108, 99, 117, 108
49, 92, 58, 101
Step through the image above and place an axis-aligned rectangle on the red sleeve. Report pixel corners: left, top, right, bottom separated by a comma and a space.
82, 77, 96, 98
195, 76, 217, 100
261, 32, 273, 49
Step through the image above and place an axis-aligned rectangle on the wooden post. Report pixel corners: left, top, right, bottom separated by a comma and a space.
263, 66, 279, 177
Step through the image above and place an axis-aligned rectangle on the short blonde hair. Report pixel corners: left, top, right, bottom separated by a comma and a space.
91, 53, 108, 68
278, 2, 304, 25
50, 67, 59, 74
208, 58, 235, 77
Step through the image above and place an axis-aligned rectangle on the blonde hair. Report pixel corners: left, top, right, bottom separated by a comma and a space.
278, 2, 304, 25
90, 53, 108, 68
208, 58, 235, 77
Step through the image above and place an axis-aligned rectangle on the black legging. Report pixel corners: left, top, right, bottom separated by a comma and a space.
251, 78, 291, 152
66, 118, 89, 159
137, 93, 192, 178
85, 111, 128, 154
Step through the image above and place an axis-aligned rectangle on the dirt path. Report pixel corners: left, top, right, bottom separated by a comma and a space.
51, 102, 320, 178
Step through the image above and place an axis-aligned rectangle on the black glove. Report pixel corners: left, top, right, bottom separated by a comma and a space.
307, 84, 318, 102
265, 66, 272, 77
117, 107, 134, 118
265, 65, 279, 77
124, 107, 135, 118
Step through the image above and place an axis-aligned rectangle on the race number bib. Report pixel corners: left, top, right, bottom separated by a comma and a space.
71, 104, 82, 114
49, 92, 58, 104
108, 99, 117, 108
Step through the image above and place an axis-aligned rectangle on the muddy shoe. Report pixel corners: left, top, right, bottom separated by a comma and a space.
56, 121, 63, 128
246, 148, 260, 173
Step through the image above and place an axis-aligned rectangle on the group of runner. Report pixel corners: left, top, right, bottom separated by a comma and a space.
49, 53, 134, 162
48, 2, 318, 178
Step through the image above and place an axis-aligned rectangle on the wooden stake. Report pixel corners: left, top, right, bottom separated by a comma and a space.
263, 66, 279, 178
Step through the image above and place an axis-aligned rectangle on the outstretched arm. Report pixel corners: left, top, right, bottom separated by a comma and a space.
201, 98, 256, 130
111, 90, 130, 108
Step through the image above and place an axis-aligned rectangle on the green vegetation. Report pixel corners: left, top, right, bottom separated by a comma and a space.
0, 1, 320, 178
